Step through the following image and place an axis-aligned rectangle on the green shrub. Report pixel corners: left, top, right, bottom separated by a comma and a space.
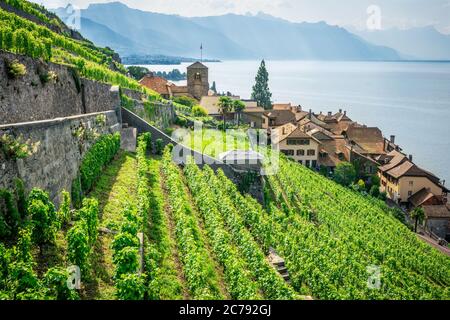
43, 267, 79, 300
175, 116, 188, 127
58, 190, 71, 226
13, 226, 33, 264
370, 185, 380, 198
39, 70, 58, 84
173, 96, 197, 108
155, 138, 164, 155
71, 175, 83, 210
77, 198, 99, 246
6, 59, 27, 79
0, 189, 20, 237
0, 133, 34, 160
67, 221, 89, 275
27, 188, 57, 246
113, 247, 140, 279
116, 273, 146, 300
112, 233, 139, 259
191, 105, 208, 117
333, 162, 357, 186
7, 261, 41, 298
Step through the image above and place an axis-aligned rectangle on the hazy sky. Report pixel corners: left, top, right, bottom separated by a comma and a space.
33, 0, 450, 34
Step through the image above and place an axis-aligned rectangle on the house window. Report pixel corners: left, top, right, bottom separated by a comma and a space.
195, 72, 201, 80
281, 150, 294, 156
312, 160, 317, 168
307, 149, 315, 156
297, 149, 305, 156
305, 160, 311, 167
298, 160, 303, 165
287, 139, 310, 145
409, 181, 414, 186
408, 190, 413, 197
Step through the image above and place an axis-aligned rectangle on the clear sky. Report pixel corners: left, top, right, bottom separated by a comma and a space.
33, 0, 450, 34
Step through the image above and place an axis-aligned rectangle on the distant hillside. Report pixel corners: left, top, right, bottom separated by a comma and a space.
0, 0, 158, 96
54, 1, 401, 61
352, 26, 450, 60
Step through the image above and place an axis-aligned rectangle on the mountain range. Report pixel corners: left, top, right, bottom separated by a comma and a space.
53, 2, 449, 61
351, 26, 450, 61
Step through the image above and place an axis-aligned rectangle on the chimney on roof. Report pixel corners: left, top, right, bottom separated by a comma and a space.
344, 110, 347, 116
339, 108, 342, 113
328, 111, 332, 116
309, 109, 312, 119
409, 154, 413, 162
297, 105, 302, 112
390, 135, 396, 144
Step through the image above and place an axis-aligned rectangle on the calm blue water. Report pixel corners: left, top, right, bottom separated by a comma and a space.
142, 60, 450, 184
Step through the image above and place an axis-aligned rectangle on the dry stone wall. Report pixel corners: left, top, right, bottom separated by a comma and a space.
0, 110, 120, 205
0, 51, 123, 125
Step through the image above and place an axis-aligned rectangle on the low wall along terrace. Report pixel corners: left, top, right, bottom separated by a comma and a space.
0, 111, 121, 204
0, 50, 121, 125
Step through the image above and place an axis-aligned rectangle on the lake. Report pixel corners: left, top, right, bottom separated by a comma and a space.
140, 60, 450, 184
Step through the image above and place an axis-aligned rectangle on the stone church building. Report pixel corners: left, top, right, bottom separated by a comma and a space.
139, 62, 209, 100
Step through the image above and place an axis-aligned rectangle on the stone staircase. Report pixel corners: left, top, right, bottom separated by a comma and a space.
268, 248, 290, 283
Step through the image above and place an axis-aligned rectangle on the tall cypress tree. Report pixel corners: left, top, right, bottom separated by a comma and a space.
251, 60, 272, 110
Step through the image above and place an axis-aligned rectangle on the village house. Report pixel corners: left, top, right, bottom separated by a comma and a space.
139, 61, 209, 100
261, 104, 308, 129
272, 123, 320, 168
379, 150, 448, 205
422, 203, 450, 241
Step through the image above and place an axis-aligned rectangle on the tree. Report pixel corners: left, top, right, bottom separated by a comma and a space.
233, 100, 246, 125
251, 60, 272, 110
334, 162, 357, 186
210, 81, 217, 94
411, 207, 425, 233
218, 96, 233, 130
126, 66, 149, 80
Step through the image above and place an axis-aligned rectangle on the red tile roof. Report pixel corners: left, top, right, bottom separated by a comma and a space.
139, 75, 170, 95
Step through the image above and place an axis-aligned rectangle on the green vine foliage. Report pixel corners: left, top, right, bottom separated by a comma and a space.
79, 133, 120, 193
43, 267, 79, 300
26, 188, 56, 246
115, 273, 146, 300
0, 189, 20, 238
113, 247, 140, 280
67, 221, 89, 275
58, 190, 71, 227
77, 198, 99, 246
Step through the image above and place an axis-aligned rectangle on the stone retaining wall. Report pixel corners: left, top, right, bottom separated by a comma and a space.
0, 110, 120, 204
0, 51, 122, 125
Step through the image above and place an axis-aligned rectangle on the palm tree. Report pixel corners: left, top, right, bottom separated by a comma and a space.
233, 100, 246, 126
411, 206, 425, 233
218, 96, 233, 131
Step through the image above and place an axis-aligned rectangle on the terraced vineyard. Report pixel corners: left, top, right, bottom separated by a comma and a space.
1, 131, 449, 299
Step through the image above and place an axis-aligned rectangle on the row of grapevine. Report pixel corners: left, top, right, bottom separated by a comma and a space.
183, 163, 263, 300
269, 156, 450, 299
189, 165, 298, 300
72, 132, 120, 206
160, 149, 224, 299
67, 198, 99, 277
111, 133, 152, 300
146, 158, 185, 299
